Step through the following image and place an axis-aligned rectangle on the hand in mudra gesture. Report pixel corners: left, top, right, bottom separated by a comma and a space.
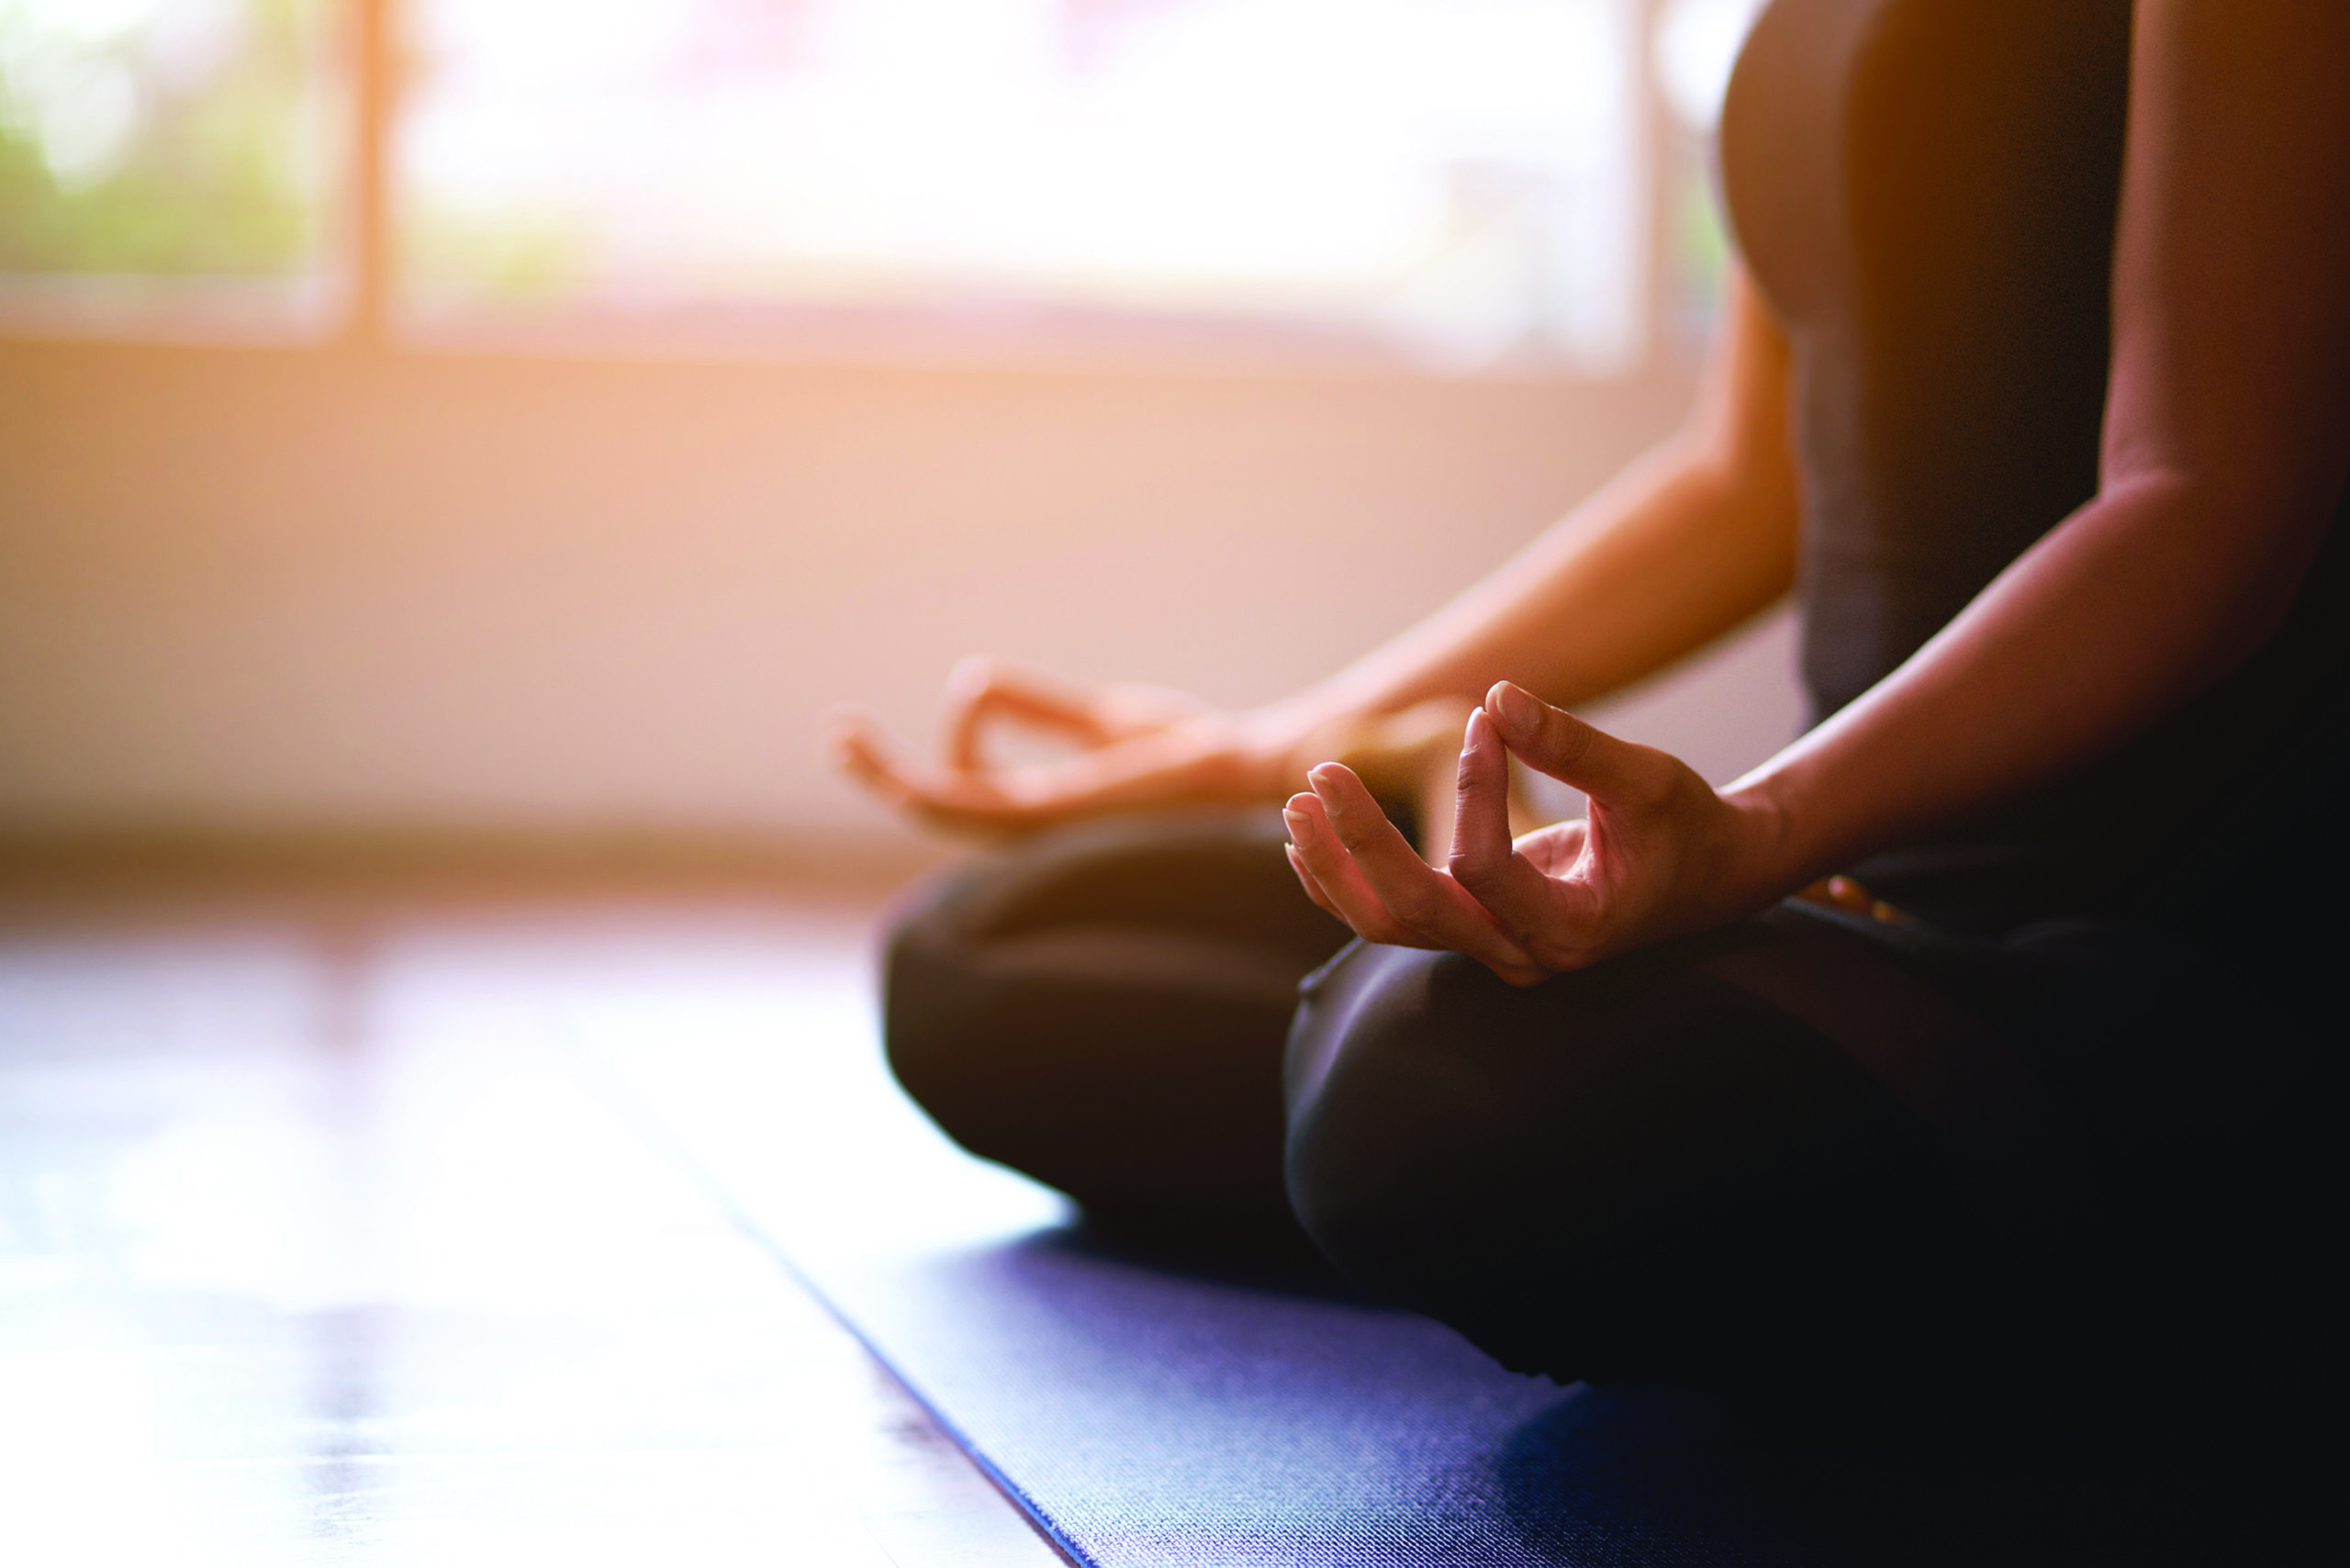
829, 656, 1492, 841
1285, 681, 1784, 987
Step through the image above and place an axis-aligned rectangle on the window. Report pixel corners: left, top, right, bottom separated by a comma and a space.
402, 0, 1641, 373
1651, 0, 1762, 347
0, 0, 341, 336
0, 0, 1762, 373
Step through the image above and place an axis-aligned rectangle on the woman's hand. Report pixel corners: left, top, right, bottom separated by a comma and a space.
829, 656, 1486, 839
829, 657, 1260, 835
1283, 681, 1789, 985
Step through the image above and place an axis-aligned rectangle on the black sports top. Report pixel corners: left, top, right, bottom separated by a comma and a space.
1718, 0, 2349, 939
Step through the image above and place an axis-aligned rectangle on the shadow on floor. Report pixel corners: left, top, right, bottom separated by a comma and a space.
1499, 1383, 2344, 1567
1012, 1227, 2347, 1566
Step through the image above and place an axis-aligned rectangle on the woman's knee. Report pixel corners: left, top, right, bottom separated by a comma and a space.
1280, 936, 1953, 1384
1282, 942, 1650, 1265
883, 810, 1337, 1108
1281, 943, 1615, 1369
878, 823, 1333, 1230
878, 874, 960, 1053
879, 865, 1012, 1149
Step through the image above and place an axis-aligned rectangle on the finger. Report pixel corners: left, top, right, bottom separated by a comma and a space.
870, 715, 1262, 834
1305, 766, 1548, 981
833, 709, 1041, 832
1305, 764, 1443, 932
942, 657, 1117, 772
1484, 681, 1663, 808
1284, 792, 1437, 947
1283, 841, 1348, 924
1447, 709, 1553, 899
837, 703, 1138, 833
828, 708, 921, 809
1517, 818, 1588, 877
1448, 709, 1586, 953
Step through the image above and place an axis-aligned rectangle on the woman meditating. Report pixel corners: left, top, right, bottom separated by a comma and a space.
834, 0, 2346, 1415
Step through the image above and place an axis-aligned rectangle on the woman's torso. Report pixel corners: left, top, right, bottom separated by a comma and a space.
1718, 0, 2350, 946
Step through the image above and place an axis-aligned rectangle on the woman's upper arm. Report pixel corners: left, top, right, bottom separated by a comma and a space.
2102, 1, 2350, 585
1688, 263, 1803, 537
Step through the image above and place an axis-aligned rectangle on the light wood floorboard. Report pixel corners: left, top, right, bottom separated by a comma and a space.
0, 883, 1066, 1567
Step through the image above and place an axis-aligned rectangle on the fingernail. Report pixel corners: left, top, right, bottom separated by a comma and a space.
1282, 806, 1311, 842
1493, 683, 1539, 734
1306, 764, 1344, 806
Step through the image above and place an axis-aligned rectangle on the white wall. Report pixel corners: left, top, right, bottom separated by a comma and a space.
0, 337, 1801, 861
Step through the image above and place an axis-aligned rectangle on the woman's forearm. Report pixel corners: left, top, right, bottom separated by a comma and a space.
1727, 465, 2334, 898
1275, 274, 1803, 737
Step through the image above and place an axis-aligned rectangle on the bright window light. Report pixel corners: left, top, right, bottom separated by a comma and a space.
1653, 0, 1762, 130
400, 0, 1644, 373
1649, 0, 1764, 344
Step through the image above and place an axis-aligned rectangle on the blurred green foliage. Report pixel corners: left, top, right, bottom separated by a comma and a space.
0, 0, 330, 277
1672, 171, 1729, 330
403, 204, 591, 306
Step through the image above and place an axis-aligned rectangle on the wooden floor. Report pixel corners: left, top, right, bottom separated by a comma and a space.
0, 875, 1066, 1566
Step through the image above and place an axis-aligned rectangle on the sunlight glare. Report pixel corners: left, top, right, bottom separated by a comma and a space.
403, 0, 1641, 370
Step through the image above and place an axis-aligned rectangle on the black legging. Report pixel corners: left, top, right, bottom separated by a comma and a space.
883, 809, 2344, 1415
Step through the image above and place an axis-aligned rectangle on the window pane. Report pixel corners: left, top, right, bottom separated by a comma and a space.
1653, 0, 1762, 350
0, 0, 340, 332
401, 0, 1641, 373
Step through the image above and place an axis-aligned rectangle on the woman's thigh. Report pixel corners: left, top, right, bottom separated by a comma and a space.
1280, 910, 2122, 1405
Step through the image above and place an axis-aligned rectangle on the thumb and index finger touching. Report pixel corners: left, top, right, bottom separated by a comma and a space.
941, 656, 1125, 773
1482, 680, 1656, 804
1446, 682, 1669, 963
831, 656, 1137, 823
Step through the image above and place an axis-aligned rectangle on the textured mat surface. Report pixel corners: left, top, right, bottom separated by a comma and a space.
576, 957, 2344, 1568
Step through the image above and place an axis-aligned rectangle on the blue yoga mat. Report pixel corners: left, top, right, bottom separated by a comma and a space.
575, 958, 2342, 1568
